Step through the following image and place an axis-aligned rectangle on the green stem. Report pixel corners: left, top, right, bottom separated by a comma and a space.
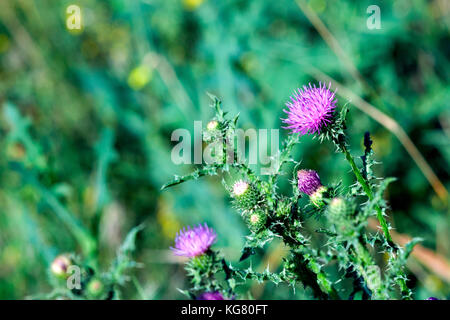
342, 146, 392, 243
281, 227, 340, 299
292, 247, 339, 300
397, 277, 412, 300
352, 241, 387, 299
132, 276, 148, 300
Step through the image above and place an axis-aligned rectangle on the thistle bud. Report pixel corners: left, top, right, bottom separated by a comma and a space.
50, 254, 72, 279
246, 210, 267, 232
297, 169, 327, 208
233, 180, 249, 196
276, 198, 292, 217
203, 120, 221, 142
207, 120, 219, 130
297, 169, 322, 196
327, 197, 354, 234
329, 197, 346, 213
310, 186, 327, 208
231, 180, 259, 212
328, 197, 347, 222
189, 253, 213, 271
86, 278, 105, 298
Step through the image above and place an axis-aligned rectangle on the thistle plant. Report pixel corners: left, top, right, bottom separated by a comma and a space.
38, 225, 143, 300
163, 82, 420, 300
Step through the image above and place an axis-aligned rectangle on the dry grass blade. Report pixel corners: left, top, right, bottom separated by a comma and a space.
295, 0, 448, 203
307, 66, 448, 203
295, 0, 367, 89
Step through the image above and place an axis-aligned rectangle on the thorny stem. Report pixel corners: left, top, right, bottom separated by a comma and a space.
296, 249, 340, 300
342, 156, 411, 299
279, 226, 339, 299
293, 250, 336, 299
398, 278, 411, 300
351, 241, 386, 299
341, 146, 393, 243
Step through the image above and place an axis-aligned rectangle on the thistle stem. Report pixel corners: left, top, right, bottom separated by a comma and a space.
282, 231, 340, 299
292, 246, 340, 300
342, 146, 393, 243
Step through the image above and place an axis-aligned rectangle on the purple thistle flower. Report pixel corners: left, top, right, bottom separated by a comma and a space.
427, 297, 439, 300
282, 82, 337, 135
297, 169, 322, 195
197, 291, 224, 300
171, 223, 217, 258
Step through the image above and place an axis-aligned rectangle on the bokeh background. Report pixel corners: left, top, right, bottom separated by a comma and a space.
0, 0, 449, 299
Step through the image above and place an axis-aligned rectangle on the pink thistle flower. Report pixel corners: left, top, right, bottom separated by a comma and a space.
170, 223, 217, 258
282, 82, 337, 135
297, 169, 322, 196
197, 291, 224, 300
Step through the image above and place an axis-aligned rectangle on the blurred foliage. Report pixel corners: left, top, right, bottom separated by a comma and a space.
0, 0, 448, 299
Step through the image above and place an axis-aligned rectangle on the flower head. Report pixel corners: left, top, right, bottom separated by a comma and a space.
171, 223, 217, 258
203, 120, 222, 142
231, 180, 261, 213
328, 197, 350, 230
297, 169, 322, 196
247, 210, 267, 232
329, 197, 347, 218
50, 254, 72, 278
232, 180, 250, 197
250, 214, 260, 224
207, 120, 219, 130
87, 278, 104, 298
283, 82, 337, 135
197, 291, 224, 300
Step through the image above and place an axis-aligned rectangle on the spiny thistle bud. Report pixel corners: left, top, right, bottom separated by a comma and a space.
231, 180, 260, 212
327, 197, 355, 235
50, 254, 72, 279
276, 198, 292, 217
246, 210, 267, 232
297, 170, 327, 208
232, 179, 250, 196
310, 186, 327, 208
328, 197, 347, 222
170, 223, 217, 258
329, 197, 346, 215
86, 278, 104, 298
203, 120, 222, 142
189, 252, 213, 272
207, 120, 219, 130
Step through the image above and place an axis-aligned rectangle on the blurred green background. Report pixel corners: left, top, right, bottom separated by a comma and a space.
0, 0, 449, 299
